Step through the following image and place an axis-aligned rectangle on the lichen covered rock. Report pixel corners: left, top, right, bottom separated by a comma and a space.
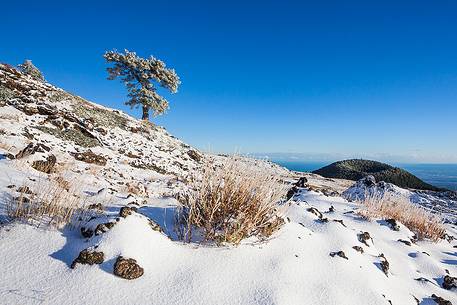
113, 256, 144, 280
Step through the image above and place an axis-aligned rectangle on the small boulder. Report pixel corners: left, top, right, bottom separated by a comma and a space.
32, 154, 56, 174
294, 177, 308, 187
397, 239, 411, 246
286, 186, 298, 200
87, 203, 104, 212
378, 254, 389, 276
385, 218, 400, 231
15, 142, 50, 159
330, 251, 348, 260
113, 256, 144, 280
431, 294, 452, 305
71, 248, 104, 269
352, 246, 364, 253
95, 222, 116, 235
307, 207, 323, 219
80, 227, 94, 238
333, 219, 346, 227
119, 206, 137, 218
358, 232, 372, 246
71, 150, 107, 166
187, 149, 202, 162
442, 275, 456, 290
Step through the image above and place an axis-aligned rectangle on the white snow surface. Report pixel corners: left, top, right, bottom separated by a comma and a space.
1, 182, 456, 305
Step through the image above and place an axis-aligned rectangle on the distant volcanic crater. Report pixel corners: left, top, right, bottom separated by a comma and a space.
313, 159, 442, 191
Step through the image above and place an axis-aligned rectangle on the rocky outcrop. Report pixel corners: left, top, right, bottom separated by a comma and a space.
15, 142, 51, 159
71, 150, 107, 166
32, 154, 56, 173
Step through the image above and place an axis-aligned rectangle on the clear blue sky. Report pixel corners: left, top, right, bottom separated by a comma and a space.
2, 1, 457, 163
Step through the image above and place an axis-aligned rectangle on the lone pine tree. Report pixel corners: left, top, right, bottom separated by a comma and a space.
104, 49, 181, 121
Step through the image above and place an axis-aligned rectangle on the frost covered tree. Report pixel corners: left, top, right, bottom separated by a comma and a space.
18, 60, 44, 81
104, 49, 181, 121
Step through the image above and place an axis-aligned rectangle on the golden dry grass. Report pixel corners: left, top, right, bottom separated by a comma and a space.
358, 192, 445, 241
5, 177, 89, 228
178, 157, 287, 244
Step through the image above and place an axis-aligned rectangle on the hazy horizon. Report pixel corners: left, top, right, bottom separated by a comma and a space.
246, 152, 457, 165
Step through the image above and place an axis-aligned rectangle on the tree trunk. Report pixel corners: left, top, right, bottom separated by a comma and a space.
142, 105, 149, 121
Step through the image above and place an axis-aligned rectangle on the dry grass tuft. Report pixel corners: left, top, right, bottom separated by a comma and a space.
178, 157, 287, 245
5, 178, 90, 228
358, 192, 445, 241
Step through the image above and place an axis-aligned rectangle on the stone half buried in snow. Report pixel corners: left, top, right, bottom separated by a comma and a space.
442, 275, 457, 290
431, 294, 453, 305
15, 142, 51, 159
32, 154, 56, 174
113, 256, 144, 280
71, 248, 104, 269
70, 150, 107, 166
119, 206, 137, 218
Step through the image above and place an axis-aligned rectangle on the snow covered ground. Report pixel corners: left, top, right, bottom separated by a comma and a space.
0, 64, 456, 305
0, 176, 455, 304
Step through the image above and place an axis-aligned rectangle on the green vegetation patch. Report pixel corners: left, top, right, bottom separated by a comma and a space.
0, 84, 16, 102
72, 103, 129, 130
34, 126, 99, 148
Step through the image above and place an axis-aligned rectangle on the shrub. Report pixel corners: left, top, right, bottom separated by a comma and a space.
357, 192, 445, 241
17, 60, 44, 81
178, 157, 287, 244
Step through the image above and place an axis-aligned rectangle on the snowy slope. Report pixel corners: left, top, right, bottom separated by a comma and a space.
0, 64, 456, 305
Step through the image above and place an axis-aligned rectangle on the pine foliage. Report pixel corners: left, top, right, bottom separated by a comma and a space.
104, 49, 181, 120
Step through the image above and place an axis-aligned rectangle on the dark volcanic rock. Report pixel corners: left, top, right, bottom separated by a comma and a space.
113, 256, 144, 280
307, 207, 323, 219
119, 206, 137, 218
71, 150, 107, 166
15, 142, 50, 159
71, 248, 104, 269
352, 246, 364, 253
294, 177, 308, 187
80, 227, 94, 238
358, 232, 372, 246
187, 149, 202, 162
330, 251, 348, 260
378, 254, 389, 276
431, 294, 453, 305
385, 218, 400, 231
442, 275, 457, 290
286, 186, 298, 200
95, 222, 116, 235
32, 154, 56, 173
397, 239, 412, 246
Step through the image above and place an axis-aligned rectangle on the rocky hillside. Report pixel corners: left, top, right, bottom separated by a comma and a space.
0, 63, 206, 180
313, 159, 441, 191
